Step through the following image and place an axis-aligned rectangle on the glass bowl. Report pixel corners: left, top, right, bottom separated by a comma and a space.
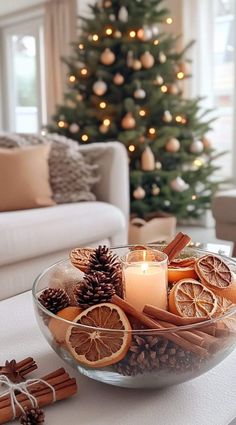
32, 245, 236, 389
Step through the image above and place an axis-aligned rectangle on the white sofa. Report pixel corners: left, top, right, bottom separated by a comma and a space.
0, 142, 129, 301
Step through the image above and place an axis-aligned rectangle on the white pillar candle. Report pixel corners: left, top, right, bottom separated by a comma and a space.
123, 250, 168, 312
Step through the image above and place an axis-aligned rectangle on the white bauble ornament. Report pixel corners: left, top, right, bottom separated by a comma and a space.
113, 73, 124, 85
140, 51, 155, 69
133, 88, 146, 99
166, 138, 180, 153
109, 14, 116, 21
163, 110, 173, 123
159, 52, 167, 63
187, 205, 195, 212
142, 26, 153, 41
152, 184, 160, 196
155, 161, 162, 170
132, 59, 142, 70
170, 177, 189, 192
114, 30, 122, 38
154, 75, 164, 86
133, 186, 146, 200
99, 124, 109, 134
93, 80, 107, 96
152, 25, 159, 36
121, 112, 136, 129
69, 123, 80, 133
190, 140, 204, 154
141, 146, 155, 171
164, 200, 171, 207
118, 6, 128, 22
100, 48, 115, 65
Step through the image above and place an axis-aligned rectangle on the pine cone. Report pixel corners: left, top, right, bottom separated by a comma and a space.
38, 288, 70, 314
19, 407, 45, 425
88, 246, 123, 297
115, 335, 203, 376
74, 271, 116, 308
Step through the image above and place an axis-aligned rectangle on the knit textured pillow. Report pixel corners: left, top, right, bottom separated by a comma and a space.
0, 133, 99, 204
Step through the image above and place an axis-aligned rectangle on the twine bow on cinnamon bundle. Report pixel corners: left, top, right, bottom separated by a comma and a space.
0, 367, 77, 424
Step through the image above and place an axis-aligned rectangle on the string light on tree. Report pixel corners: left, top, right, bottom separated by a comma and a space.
99, 101, 107, 109
139, 109, 146, 117
148, 127, 156, 136
177, 71, 185, 80
78, 43, 84, 50
192, 194, 197, 200
161, 85, 168, 93
68, 75, 76, 83
175, 115, 183, 123
128, 144, 136, 152
193, 158, 204, 168
92, 34, 99, 41
58, 120, 66, 128
103, 118, 111, 127
166, 17, 173, 24
81, 134, 89, 142
80, 68, 88, 76
153, 39, 159, 46
129, 30, 136, 38
105, 28, 113, 36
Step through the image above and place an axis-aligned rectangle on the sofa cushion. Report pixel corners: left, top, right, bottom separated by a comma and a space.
0, 202, 126, 266
212, 190, 236, 224
0, 133, 99, 204
0, 145, 55, 212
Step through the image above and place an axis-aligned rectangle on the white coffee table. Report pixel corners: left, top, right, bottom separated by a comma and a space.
1, 291, 236, 425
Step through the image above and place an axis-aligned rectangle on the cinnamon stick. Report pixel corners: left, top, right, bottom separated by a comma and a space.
143, 305, 208, 326
111, 295, 208, 357
163, 232, 191, 262
0, 357, 37, 383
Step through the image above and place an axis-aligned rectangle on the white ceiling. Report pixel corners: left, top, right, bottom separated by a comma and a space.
0, 0, 45, 17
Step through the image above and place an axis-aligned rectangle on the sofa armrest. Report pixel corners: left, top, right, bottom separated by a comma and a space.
79, 142, 130, 225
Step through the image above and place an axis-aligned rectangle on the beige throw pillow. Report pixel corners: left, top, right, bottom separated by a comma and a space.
0, 144, 55, 211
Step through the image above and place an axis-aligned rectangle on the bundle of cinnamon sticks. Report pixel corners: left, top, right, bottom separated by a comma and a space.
0, 367, 77, 424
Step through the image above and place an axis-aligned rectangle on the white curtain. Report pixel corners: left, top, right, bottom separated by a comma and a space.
44, 0, 77, 122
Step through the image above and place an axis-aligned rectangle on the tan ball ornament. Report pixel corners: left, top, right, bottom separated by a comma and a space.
100, 48, 115, 65
152, 184, 160, 196
99, 124, 109, 134
93, 80, 107, 96
140, 51, 155, 69
141, 146, 155, 171
159, 52, 167, 63
163, 110, 173, 123
154, 75, 164, 86
69, 123, 80, 133
114, 30, 122, 38
113, 73, 124, 85
133, 88, 146, 99
133, 186, 146, 200
132, 59, 142, 70
166, 138, 180, 153
121, 112, 136, 129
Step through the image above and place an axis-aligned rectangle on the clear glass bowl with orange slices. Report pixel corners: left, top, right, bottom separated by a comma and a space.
32, 243, 236, 389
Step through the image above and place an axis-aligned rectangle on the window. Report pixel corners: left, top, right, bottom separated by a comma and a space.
1, 16, 46, 133
211, 0, 235, 178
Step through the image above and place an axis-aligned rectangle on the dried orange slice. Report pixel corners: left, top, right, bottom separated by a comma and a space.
70, 247, 94, 272
65, 303, 132, 368
195, 255, 233, 291
169, 279, 218, 318
49, 306, 83, 344
212, 295, 234, 318
168, 258, 197, 283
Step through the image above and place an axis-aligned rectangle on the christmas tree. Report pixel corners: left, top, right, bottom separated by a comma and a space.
49, 0, 222, 219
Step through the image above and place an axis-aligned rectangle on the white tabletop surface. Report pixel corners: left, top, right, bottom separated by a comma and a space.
1, 291, 236, 425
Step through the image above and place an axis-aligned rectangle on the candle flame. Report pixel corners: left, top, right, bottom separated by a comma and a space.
141, 263, 149, 274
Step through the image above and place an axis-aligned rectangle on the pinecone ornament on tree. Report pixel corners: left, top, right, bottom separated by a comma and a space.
74, 271, 116, 308
38, 288, 70, 314
19, 407, 45, 425
88, 246, 123, 297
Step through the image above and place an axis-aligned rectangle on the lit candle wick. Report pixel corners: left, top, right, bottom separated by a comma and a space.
141, 263, 149, 274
